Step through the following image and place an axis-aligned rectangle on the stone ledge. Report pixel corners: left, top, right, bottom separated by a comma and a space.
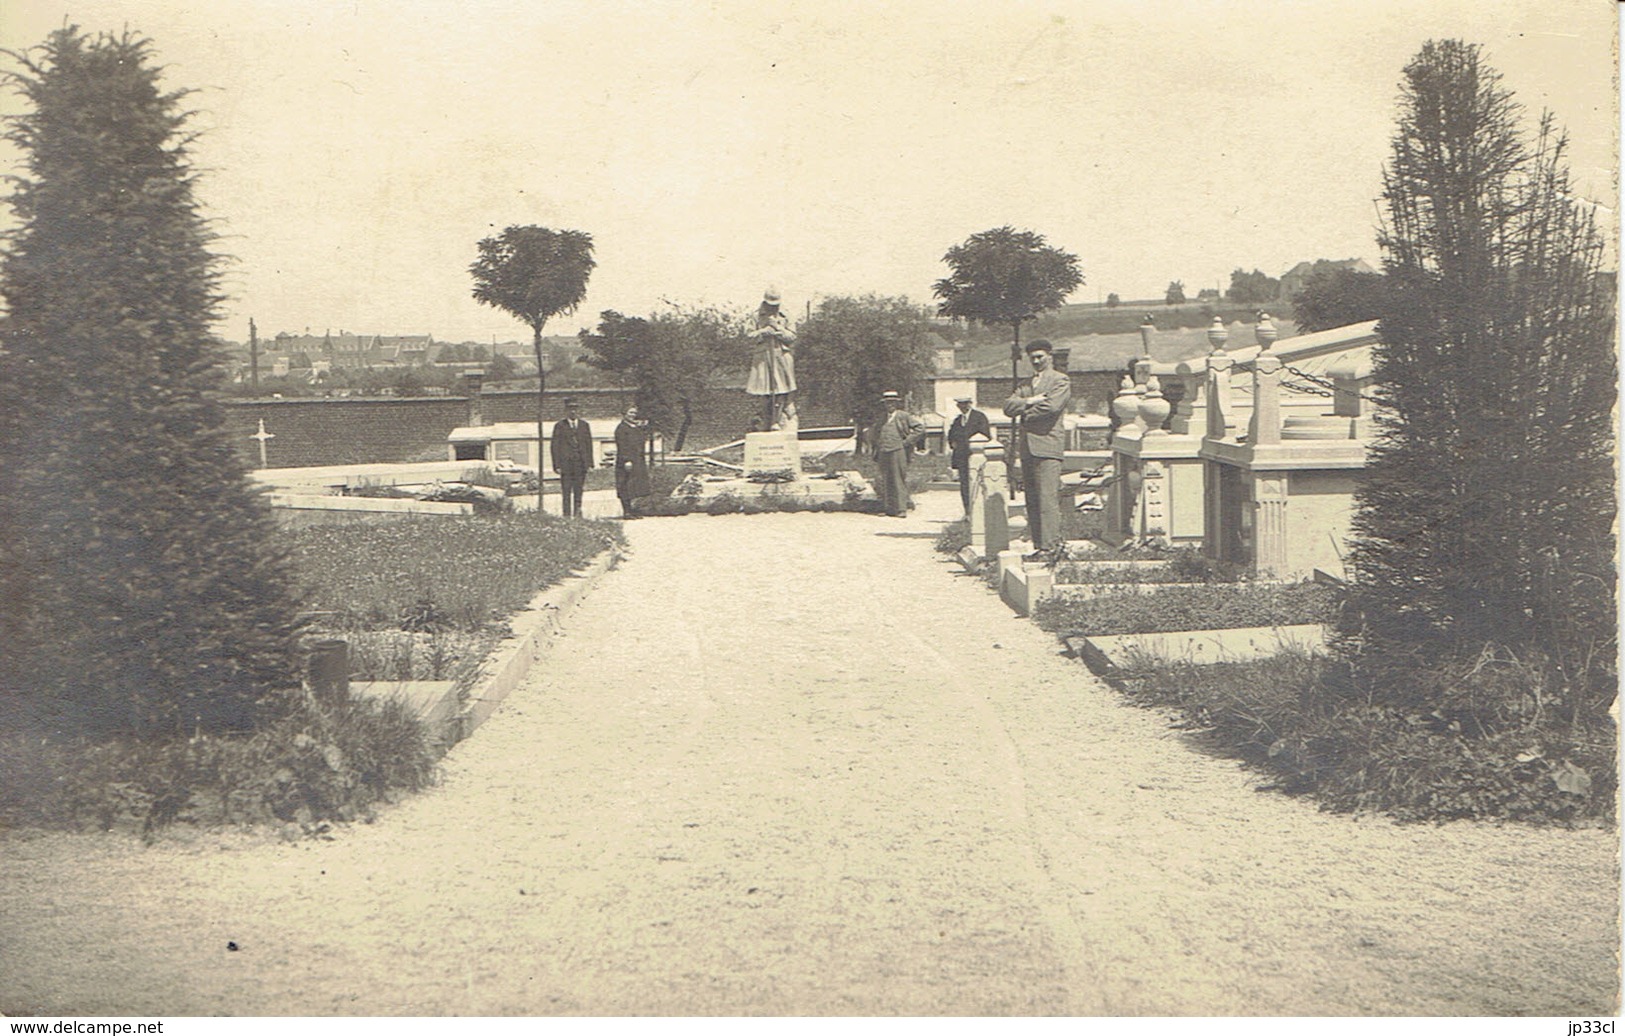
455, 545, 623, 743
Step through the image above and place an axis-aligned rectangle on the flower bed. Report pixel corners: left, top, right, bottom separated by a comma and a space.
286, 513, 623, 687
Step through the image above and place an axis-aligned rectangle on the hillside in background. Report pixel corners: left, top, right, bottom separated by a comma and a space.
938, 300, 1298, 374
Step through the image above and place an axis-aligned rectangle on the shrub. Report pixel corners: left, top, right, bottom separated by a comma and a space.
0, 688, 439, 836
1108, 646, 1615, 824
1035, 582, 1339, 635
936, 519, 971, 555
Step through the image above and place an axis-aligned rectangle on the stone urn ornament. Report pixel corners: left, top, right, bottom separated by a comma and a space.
1139, 375, 1171, 434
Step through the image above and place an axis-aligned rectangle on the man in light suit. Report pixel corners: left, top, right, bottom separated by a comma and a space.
549, 398, 595, 517
871, 390, 925, 518
1004, 340, 1071, 553
946, 394, 992, 515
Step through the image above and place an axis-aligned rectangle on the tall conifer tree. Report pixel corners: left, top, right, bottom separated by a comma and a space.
1345, 40, 1616, 695
0, 28, 305, 735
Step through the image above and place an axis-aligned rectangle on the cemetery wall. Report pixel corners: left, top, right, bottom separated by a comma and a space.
223, 387, 858, 468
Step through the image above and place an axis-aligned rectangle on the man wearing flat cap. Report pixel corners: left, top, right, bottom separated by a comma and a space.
871, 390, 924, 518
946, 395, 991, 515
1004, 339, 1071, 552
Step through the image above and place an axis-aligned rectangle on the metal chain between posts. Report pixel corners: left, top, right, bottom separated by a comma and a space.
1279, 360, 1386, 407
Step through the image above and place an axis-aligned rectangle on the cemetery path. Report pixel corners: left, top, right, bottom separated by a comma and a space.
1, 491, 1618, 1016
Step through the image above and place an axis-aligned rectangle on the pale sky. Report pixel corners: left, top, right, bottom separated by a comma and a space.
1, 0, 1617, 342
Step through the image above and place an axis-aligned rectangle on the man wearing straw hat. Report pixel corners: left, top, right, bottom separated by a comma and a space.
871, 390, 924, 518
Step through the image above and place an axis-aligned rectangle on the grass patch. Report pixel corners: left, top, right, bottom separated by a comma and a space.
1110, 648, 1615, 825
0, 511, 622, 836
0, 688, 439, 837
1054, 547, 1245, 584
285, 513, 622, 634
1034, 582, 1339, 635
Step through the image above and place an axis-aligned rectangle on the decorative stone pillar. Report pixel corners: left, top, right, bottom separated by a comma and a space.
463, 370, 486, 427
980, 443, 1011, 557
967, 446, 989, 549
1248, 317, 1283, 446
1140, 459, 1168, 544
1250, 472, 1290, 578
1139, 376, 1171, 436
1205, 318, 1234, 441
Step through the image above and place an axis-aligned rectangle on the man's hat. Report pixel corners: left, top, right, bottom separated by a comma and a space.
763, 287, 782, 305
881, 390, 901, 400
1024, 338, 1054, 354
563, 397, 579, 406
954, 395, 973, 403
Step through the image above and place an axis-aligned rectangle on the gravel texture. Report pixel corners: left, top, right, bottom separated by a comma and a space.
0, 492, 1617, 1015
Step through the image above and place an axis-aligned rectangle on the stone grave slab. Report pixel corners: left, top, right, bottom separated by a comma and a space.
1071, 624, 1327, 676
351, 679, 460, 746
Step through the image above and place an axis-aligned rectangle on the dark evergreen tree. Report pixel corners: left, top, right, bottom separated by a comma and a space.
1344, 40, 1616, 700
0, 28, 307, 735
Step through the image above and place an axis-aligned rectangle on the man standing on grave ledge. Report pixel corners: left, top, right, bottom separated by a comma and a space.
872, 390, 924, 518
1004, 339, 1070, 552
947, 394, 991, 515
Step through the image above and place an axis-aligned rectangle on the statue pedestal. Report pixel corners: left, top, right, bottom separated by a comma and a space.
743, 430, 801, 477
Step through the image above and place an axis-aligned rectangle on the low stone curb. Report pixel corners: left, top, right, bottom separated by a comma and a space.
455, 545, 624, 744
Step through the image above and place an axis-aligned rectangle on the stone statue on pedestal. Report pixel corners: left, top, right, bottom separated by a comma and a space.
745, 287, 797, 429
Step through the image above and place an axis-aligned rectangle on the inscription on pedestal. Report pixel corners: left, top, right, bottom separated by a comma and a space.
743, 430, 801, 476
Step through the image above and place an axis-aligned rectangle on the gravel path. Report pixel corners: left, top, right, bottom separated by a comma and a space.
1, 492, 1617, 1015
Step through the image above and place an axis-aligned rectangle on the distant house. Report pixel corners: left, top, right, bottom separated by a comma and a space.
270, 330, 437, 369
1279, 259, 1377, 302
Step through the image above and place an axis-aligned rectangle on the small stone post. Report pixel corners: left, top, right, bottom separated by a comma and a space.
308, 639, 350, 702
981, 443, 1011, 557
1248, 315, 1282, 446
967, 441, 990, 553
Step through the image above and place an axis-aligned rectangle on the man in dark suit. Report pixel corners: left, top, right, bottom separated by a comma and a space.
1003, 340, 1071, 553
946, 394, 991, 515
549, 398, 595, 517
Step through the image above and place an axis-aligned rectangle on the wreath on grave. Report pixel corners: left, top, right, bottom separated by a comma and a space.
746, 468, 797, 484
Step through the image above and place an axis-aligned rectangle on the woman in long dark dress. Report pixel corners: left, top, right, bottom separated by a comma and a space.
613, 405, 651, 518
